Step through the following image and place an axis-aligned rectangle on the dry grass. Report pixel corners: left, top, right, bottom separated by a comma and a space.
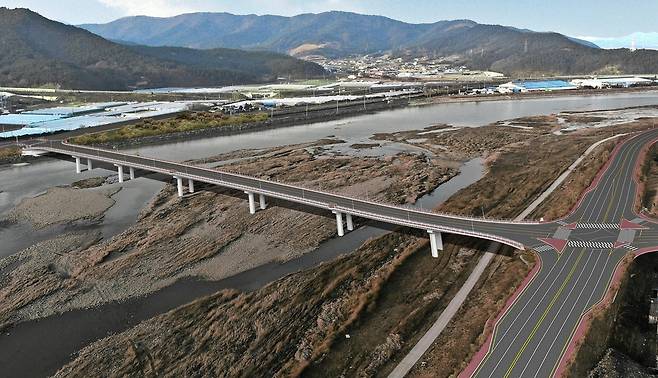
641, 144, 658, 216
439, 133, 594, 218
530, 139, 616, 221
0, 146, 20, 160
407, 249, 535, 377
52, 117, 658, 377
71, 111, 268, 145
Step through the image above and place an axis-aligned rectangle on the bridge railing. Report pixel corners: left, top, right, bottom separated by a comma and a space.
35, 141, 529, 249
42, 140, 541, 226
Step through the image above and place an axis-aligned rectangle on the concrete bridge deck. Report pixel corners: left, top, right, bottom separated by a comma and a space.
21, 127, 658, 378
27, 140, 554, 255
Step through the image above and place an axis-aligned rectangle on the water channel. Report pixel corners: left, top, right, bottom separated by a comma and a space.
2, 91, 658, 376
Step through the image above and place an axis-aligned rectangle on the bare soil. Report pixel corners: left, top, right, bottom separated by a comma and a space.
0, 140, 454, 328
7, 186, 118, 228
10, 110, 658, 377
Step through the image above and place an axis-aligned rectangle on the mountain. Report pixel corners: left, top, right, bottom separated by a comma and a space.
81, 11, 658, 76
0, 8, 324, 90
578, 32, 658, 50
566, 36, 600, 49
80, 11, 456, 56
80, 11, 600, 56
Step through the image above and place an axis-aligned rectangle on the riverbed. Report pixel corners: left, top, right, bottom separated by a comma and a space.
2, 91, 658, 377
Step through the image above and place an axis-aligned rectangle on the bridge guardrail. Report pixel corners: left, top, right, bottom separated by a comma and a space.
36, 141, 529, 250
50, 140, 542, 226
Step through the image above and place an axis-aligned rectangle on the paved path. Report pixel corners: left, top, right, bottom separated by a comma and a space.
25, 127, 658, 378
466, 128, 658, 378
388, 133, 628, 378
388, 244, 497, 378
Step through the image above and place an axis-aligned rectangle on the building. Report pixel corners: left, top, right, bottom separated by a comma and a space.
497, 80, 577, 93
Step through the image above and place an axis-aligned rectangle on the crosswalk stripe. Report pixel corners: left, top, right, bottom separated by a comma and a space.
575, 223, 620, 229
567, 240, 614, 249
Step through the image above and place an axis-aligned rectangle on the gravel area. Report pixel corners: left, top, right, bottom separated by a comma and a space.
8, 186, 119, 228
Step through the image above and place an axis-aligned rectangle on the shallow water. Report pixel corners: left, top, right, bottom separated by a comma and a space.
128, 91, 658, 161
0, 156, 484, 378
2, 92, 658, 377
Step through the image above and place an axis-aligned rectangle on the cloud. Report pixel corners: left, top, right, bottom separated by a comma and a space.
97, 0, 195, 17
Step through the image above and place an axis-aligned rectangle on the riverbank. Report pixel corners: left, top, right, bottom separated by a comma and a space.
416, 86, 658, 107
46, 113, 658, 377
69, 96, 413, 149
0, 138, 457, 329
8, 186, 118, 228
56, 87, 658, 152
71, 112, 269, 145
3, 99, 656, 376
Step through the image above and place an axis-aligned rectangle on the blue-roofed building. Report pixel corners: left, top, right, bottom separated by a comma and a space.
518, 80, 578, 91
0, 114, 64, 126
497, 80, 577, 93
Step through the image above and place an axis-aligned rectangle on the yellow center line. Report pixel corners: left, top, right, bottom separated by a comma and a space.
503, 247, 586, 378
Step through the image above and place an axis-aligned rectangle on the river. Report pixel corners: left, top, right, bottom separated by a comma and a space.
1, 91, 658, 377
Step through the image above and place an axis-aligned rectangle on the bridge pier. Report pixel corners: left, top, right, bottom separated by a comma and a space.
346, 213, 354, 231
428, 230, 443, 258
74, 156, 82, 174
129, 167, 135, 180
259, 194, 267, 210
245, 191, 256, 214
173, 176, 184, 197
116, 165, 124, 183
86, 158, 93, 170
333, 211, 345, 237
188, 179, 195, 193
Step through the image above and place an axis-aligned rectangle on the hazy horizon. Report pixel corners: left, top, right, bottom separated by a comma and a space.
1, 0, 657, 40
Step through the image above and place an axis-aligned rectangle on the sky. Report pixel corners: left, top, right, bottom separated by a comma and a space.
1, 0, 657, 38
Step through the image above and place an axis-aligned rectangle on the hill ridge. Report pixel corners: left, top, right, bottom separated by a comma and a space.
0, 7, 324, 90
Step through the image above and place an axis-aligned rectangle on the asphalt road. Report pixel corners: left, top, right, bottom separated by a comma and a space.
28, 126, 658, 378
470, 128, 658, 378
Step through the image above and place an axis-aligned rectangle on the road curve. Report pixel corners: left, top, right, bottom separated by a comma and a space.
25, 127, 658, 378
465, 127, 658, 378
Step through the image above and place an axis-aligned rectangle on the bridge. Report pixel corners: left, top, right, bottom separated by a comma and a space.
24, 140, 556, 256
23, 127, 658, 378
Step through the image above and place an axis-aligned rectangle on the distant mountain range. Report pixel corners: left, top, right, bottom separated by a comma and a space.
80, 12, 597, 56
81, 11, 658, 76
0, 8, 324, 90
579, 32, 658, 50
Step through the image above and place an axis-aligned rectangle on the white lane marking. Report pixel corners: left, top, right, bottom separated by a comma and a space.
567, 241, 614, 249
481, 251, 579, 376
531, 249, 607, 377
576, 223, 619, 229
519, 248, 599, 377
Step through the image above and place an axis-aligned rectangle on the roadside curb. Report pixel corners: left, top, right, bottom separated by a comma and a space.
458, 250, 543, 378
554, 131, 658, 377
